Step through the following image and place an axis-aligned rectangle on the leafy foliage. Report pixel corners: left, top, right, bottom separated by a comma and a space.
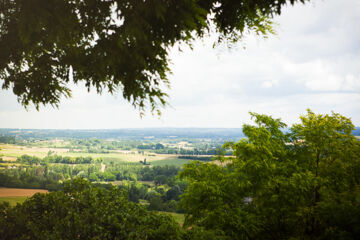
0, 178, 182, 240
0, 0, 306, 113
180, 110, 360, 239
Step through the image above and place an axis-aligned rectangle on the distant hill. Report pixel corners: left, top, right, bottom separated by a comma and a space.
353, 127, 360, 136
0, 128, 245, 140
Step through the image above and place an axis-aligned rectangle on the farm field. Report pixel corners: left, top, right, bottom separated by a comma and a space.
0, 144, 184, 165
0, 140, 205, 223
0, 188, 48, 197
0, 144, 69, 158
0, 188, 49, 206
150, 158, 191, 167
0, 196, 28, 206
1, 156, 17, 161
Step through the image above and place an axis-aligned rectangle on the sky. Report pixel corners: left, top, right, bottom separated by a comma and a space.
0, 0, 360, 129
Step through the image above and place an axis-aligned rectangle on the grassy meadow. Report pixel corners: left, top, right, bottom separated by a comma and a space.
150, 158, 191, 167
0, 196, 28, 206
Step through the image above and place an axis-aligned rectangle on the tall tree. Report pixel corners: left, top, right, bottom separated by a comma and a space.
179, 110, 360, 239
0, 0, 307, 113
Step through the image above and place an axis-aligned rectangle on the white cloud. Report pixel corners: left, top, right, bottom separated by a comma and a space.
281, 60, 348, 91
261, 79, 279, 88
343, 74, 360, 91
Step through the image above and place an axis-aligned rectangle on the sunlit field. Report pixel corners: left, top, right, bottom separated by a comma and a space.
0, 196, 28, 206
0, 144, 187, 165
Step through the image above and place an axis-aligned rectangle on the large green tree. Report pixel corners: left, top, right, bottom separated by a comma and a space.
179, 110, 360, 239
0, 0, 307, 113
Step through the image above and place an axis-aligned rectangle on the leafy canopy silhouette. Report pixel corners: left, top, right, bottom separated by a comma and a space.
0, 0, 307, 114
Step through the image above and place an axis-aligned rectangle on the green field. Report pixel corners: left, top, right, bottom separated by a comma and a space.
150, 158, 192, 167
0, 144, 191, 166
158, 212, 185, 225
0, 196, 28, 206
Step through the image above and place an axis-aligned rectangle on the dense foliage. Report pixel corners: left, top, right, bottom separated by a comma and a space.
180, 110, 360, 239
0, 168, 62, 191
123, 178, 187, 213
0, 0, 307, 112
0, 178, 182, 240
16, 154, 100, 165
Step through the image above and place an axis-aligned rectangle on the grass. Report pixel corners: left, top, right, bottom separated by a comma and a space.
0, 196, 28, 206
158, 212, 185, 225
150, 158, 192, 167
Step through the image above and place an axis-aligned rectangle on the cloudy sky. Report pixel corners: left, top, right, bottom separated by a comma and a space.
1, 0, 360, 129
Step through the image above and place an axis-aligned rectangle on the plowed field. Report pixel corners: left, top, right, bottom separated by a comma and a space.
0, 188, 48, 197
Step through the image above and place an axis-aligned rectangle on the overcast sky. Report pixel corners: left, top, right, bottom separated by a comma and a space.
1, 0, 359, 129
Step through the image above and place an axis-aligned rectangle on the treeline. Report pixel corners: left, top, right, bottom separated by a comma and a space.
178, 155, 213, 161
16, 155, 102, 165
0, 168, 62, 191
154, 147, 232, 155
137, 143, 165, 150
99, 164, 181, 182
0, 135, 16, 144
0, 161, 104, 191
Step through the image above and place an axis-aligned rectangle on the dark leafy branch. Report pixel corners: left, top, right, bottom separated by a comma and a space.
0, 0, 307, 113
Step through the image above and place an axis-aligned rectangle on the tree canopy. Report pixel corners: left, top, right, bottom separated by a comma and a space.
0, 0, 307, 113
179, 110, 360, 239
0, 178, 182, 240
